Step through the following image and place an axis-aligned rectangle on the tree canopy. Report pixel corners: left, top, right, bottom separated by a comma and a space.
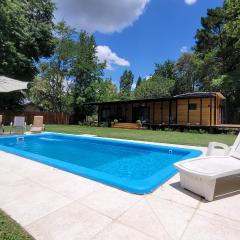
0, 0, 55, 110
134, 63, 175, 99
0, 0, 55, 80
30, 22, 117, 117
1, 0, 240, 122
174, 53, 200, 94
119, 70, 134, 99
194, 0, 240, 122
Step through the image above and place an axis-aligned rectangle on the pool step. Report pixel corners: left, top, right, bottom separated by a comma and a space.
112, 123, 141, 129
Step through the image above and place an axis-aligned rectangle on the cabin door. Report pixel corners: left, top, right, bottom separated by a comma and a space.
133, 107, 150, 123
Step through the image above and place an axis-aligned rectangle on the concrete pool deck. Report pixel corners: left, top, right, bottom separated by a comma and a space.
0, 139, 239, 240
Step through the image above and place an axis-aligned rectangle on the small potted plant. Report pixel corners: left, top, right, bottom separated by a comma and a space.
111, 119, 118, 127
136, 120, 142, 128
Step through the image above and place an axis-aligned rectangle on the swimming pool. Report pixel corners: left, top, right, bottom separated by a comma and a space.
0, 133, 202, 194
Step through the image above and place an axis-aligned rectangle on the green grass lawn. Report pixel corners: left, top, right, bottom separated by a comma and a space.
45, 124, 236, 147
0, 210, 34, 240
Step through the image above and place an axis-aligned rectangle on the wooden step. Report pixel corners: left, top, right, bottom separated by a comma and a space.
112, 123, 141, 129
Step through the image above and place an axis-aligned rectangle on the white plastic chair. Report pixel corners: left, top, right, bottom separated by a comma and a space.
174, 133, 240, 201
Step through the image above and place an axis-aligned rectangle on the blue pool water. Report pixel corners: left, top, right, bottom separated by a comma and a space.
0, 133, 202, 194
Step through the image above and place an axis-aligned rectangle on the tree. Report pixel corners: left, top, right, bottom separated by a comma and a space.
136, 76, 142, 88
0, 0, 55, 80
195, 0, 240, 88
211, 69, 240, 122
119, 70, 134, 99
70, 31, 106, 119
175, 53, 201, 94
85, 78, 118, 103
224, 0, 240, 44
194, 0, 240, 122
29, 22, 75, 113
134, 61, 176, 99
134, 76, 175, 99
222, 0, 240, 71
0, 0, 55, 109
154, 60, 177, 80
29, 63, 66, 112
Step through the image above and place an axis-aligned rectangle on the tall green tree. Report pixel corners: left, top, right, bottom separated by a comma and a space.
194, 6, 226, 90
0, 0, 55, 110
134, 76, 175, 99
194, 0, 240, 122
29, 63, 67, 112
154, 60, 177, 80
119, 70, 134, 99
195, 0, 240, 89
85, 78, 118, 103
224, 0, 240, 51
175, 53, 201, 94
30, 23, 110, 118
70, 31, 105, 119
136, 76, 142, 88
134, 62, 175, 99
0, 0, 55, 80
211, 69, 240, 122
29, 22, 76, 113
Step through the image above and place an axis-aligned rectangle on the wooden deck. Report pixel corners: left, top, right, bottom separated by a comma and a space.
109, 122, 240, 132
143, 123, 240, 132
215, 124, 240, 129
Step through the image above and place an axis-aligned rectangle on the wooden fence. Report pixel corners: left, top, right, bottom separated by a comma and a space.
0, 111, 69, 125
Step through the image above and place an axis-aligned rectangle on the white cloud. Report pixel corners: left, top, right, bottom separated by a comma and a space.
96, 45, 130, 70
131, 83, 137, 90
145, 75, 152, 80
180, 46, 188, 53
54, 0, 150, 33
184, 0, 198, 5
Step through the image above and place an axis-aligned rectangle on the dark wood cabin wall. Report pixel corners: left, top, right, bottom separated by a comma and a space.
154, 102, 162, 124
125, 103, 132, 122
162, 101, 169, 123
201, 98, 211, 125
177, 99, 188, 124
97, 96, 223, 126
171, 101, 177, 123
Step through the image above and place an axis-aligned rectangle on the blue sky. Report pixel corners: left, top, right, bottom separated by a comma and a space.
55, 0, 223, 87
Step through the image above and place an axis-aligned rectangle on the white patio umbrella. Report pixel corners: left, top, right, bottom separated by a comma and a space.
0, 76, 28, 93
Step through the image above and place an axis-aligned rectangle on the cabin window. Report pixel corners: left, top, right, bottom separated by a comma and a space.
189, 103, 197, 110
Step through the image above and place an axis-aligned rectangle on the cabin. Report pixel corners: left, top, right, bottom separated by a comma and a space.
86, 92, 229, 131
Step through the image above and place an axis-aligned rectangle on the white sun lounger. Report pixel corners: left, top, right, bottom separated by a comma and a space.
174, 133, 240, 201
206, 141, 231, 156
30, 116, 45, 133
0, 115, 2, 129
10, 116, 26, 134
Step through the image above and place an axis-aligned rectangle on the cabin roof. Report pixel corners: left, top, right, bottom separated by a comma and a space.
174, 92, 225, 99
85, 92, 225, 105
